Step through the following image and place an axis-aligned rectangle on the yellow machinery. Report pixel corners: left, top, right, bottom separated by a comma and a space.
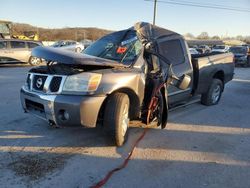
0, 20, 39, 41
0, 20, 12, 39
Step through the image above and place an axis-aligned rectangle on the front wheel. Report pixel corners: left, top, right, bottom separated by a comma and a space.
201, 79, 223, 106
75, 47, 82, 53
103, 93, 130, 146
28, 56, 42, 66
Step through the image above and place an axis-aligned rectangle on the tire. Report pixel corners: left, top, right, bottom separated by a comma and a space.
201, 79, 223, 106
75, 47, 81, 53
29, 56, 41, 66
103, 93, 130, 146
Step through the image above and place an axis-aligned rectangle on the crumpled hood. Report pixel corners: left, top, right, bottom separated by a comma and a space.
32, 46, 127, 68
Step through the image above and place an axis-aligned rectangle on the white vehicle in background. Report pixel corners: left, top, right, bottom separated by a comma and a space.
80, 39, 93, 49
51, 40, 84, 53
0, 39, 43, 65
211, 45, 230, 53
189, 48, 200, 55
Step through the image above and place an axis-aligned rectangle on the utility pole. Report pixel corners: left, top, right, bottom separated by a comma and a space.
153, 0, 157, 25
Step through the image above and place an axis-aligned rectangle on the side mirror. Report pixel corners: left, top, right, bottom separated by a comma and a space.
177, 74, 191, 90
144, 41, 155, 53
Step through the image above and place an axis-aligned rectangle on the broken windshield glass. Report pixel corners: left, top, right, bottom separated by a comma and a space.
83, 30, 142, 65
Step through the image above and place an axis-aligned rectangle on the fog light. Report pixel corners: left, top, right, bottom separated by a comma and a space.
63, 111, 70, 120
58, 110, 70, 121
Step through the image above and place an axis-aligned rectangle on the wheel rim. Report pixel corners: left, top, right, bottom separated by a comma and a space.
121, 104, 129, 137
30, 57, 40, 65
212, 85, 221, 103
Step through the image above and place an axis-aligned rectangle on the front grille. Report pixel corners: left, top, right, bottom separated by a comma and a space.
26, 74, 31, 89
25, 99, 45, 112
25, 99, 46, 118
28, 73, 65, 93
50, 76, 62, 92
32, 75, 47, 91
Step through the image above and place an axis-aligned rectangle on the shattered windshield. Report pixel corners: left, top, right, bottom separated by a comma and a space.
83, 30, 142, 65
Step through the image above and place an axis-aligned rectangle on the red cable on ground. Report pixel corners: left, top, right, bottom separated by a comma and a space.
91, 129, 148, 188
91, 82, 164, 187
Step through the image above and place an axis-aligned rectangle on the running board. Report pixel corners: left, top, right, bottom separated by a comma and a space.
169, 98, 200, 112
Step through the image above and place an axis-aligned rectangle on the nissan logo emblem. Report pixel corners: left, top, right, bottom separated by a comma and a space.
36, 78, 43, 88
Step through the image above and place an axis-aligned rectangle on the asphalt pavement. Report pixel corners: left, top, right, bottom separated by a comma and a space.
0, 66, 249, 188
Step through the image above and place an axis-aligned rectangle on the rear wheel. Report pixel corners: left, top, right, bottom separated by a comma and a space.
103, 93, 130, 146
201, 79, 223, 106
29, 56, 41, 66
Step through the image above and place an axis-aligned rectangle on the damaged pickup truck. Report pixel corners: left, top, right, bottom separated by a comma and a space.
20, 22, 234, 146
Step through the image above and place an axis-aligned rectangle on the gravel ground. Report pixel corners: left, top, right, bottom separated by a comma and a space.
0, 66, 249, 188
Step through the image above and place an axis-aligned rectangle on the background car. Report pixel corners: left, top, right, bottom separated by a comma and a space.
80, 39, 93, 49
211, 45, 230, 53
189, 48, 200, 55
196, 45, 211, 54
51, 40, 84, 53
0, 39, 43, 65
229, 46, 250, 67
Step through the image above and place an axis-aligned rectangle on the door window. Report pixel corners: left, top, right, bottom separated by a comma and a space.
158, 39, 185, 65
0, 41, 7, 49
28, 42, 39, 49
10, 41, 26, 48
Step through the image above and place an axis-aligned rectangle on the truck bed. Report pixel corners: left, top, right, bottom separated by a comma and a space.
191, 52, 234, 94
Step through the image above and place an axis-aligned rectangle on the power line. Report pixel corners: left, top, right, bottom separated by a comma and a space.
145, 0, 250, 13
168, 0, 250, 11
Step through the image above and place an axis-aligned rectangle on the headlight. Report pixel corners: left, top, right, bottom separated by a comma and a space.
63, 73, 102, 92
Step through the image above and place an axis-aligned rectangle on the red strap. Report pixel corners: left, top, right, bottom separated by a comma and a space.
91, 83, 165, 187
91, 129, 148, 188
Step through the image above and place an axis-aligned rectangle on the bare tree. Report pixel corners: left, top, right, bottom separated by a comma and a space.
12, 23, 112, 41
184, 33, 195, 39
211, 35, 220, 40
197, 32, 209, 39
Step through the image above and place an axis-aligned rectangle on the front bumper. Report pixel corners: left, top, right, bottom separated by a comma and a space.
20, 87, 106, 127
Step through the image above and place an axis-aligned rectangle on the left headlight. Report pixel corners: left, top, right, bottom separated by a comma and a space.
62, 73, 102, 92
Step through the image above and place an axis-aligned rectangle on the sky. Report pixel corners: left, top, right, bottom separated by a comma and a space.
1, 0, 250, 37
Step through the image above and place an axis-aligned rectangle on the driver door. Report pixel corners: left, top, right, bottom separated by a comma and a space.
157, 38, 193, 105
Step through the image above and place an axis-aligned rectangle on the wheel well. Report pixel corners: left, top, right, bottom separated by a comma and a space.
213, 70, 225, 90
213, 71, 224, 82
97, 88, 140, 126
114, 88, 140, 120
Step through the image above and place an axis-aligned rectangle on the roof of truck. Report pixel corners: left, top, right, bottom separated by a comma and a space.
134, 22, 182, 41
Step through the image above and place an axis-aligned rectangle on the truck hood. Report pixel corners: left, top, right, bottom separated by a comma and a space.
32, 46, 127, 68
